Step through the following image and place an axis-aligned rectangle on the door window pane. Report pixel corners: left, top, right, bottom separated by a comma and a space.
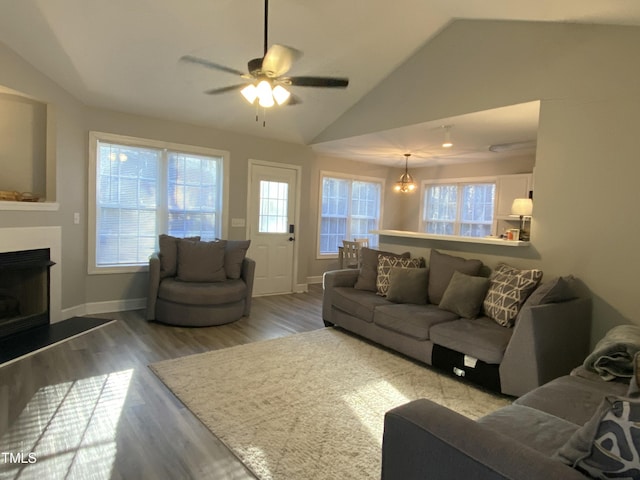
258, 180, 289, 233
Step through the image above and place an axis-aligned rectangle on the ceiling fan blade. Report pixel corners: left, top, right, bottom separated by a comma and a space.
284, 93, 302, 106
204, 84, 247, 95
287, 76, 349, 88
262, 44, 302, 77
180, 55, 246, 77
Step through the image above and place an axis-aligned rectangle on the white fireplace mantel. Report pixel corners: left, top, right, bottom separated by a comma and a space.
0, 226, 62, 323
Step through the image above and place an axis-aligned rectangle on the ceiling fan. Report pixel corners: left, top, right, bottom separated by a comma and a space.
181, 0, 349, 113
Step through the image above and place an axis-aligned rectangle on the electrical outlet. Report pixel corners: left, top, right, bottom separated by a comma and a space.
73, 212, 80, 224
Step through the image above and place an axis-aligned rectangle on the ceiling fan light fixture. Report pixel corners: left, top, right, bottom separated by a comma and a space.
241, 84, 258, 104
256, 80, 275, 107
272, 85, 291, 105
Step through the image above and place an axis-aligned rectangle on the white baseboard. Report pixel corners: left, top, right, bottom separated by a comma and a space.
294, 283, 308, 293
306, 276, 323, 285
62, 298, 146, 320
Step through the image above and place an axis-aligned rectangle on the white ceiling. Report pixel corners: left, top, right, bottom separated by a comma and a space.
2, 1, 640, 165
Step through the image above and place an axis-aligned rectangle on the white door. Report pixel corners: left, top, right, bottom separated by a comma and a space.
248, 163, 298, 296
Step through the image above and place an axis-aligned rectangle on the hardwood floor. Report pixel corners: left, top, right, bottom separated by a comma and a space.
0, 285, 324, 480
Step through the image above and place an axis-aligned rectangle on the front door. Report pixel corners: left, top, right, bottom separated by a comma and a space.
248, 162, 298, 296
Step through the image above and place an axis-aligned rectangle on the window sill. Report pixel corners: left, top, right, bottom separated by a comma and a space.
372, 230, 530, 247
0, 201, 59, 211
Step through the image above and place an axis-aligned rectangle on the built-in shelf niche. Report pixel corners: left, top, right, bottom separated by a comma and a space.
0, 85, 56, 209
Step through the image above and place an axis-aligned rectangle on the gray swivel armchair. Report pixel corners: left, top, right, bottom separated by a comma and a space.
146, 236, 255, 326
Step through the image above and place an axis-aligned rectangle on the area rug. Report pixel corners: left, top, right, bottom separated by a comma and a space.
150, 328, 510, 480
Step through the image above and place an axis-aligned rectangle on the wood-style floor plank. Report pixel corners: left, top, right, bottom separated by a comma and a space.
0, 285, 323, 479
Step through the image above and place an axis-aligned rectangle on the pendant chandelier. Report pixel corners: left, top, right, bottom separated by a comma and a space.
394, 153, 417, 193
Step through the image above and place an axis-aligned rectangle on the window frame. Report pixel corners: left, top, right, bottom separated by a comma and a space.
419, 176, 497, 237
317, 170, 385, 259
88, 131, 230, 274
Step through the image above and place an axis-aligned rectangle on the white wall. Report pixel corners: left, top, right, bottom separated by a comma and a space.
317, 20, 640, 343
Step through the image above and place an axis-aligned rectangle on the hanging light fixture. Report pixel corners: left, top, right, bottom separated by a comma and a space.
442, 125, 453, 148
394, 154, 417, 193
240, 80, 290, 108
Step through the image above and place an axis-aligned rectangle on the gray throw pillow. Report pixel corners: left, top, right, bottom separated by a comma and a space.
176, 239, 227, 282
158, 234, 200, 278
377, 256, 424, 296
522, 275, 576, 309
354, 247, 410, 292
483, 264, 543, 327
554, 396, 640, 478
224, 240, 251, 280
439, 271, 490, 319
386, 267, 429, 304
427, 250, 483, 305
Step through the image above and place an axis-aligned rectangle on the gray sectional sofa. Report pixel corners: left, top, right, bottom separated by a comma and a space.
322, 248, 592, 397
381, 354, 640, 479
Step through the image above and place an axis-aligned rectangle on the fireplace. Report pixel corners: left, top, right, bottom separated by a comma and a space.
0, 248, 54, 339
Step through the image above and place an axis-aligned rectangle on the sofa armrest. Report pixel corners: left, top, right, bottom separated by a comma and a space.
500, 297, 592, 397
382, 399, 586, 480
146, 252, 162, 320
241, 257, 256, 316
322, 269, 360, 324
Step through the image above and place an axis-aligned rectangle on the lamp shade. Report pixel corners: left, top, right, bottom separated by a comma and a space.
511, 198, 533, 217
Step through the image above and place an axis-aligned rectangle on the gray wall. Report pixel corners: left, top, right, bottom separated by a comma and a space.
2, 19, 639, 345
317, 20, 640, 342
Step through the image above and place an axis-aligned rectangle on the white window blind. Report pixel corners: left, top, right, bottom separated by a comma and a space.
92, 134, 226, 271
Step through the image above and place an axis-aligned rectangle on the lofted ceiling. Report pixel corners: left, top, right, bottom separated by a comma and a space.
1, 1, 640, 165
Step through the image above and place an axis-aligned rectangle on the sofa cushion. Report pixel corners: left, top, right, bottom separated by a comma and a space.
429, 317, 513, 364
377, 256, 424, 296
427, 250, 482, 305
478, 404, 579, 457
332, 287, 393, 323
224, 239, 251, 279
158, 234, 200, 278
177, 239, 227, 282
514, 374, 630, 426
523, 275, 577, 309
483, 263, 543, 327
354, 248, 410, 292
158, 278, 247, 305
386, 267, 429, 304
373, 304, 459, 341
554, 396, 640, 479
438, 271, 490, 319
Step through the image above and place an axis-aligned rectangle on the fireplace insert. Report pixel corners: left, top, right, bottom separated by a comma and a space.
0, 248, 54, 339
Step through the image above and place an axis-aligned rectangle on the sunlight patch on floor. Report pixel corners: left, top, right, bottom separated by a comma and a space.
0, 369, 133, 479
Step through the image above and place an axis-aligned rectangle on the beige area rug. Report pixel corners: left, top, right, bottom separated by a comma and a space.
150, 328, 510, 480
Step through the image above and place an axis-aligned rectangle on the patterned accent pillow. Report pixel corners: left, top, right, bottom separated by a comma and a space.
376, 255, 423, 296
554, 396, 640, 479
483, 264, 543, 327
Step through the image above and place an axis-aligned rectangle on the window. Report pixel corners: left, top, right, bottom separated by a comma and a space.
258, 181, 289, 233
421, 180, 495, 237
89, 132, 229, 273
319, 173, 383, 255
